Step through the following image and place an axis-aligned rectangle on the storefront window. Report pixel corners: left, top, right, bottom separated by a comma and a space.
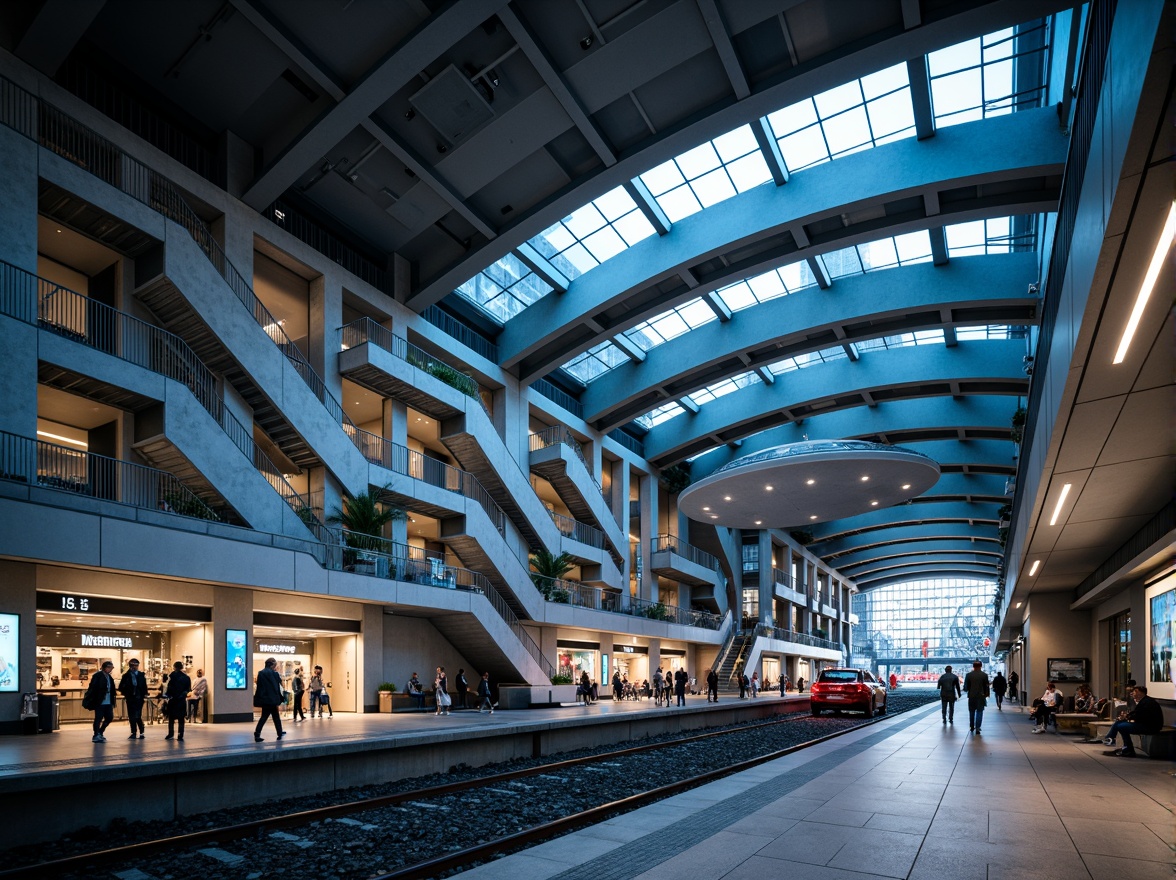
557, 647, 598, 683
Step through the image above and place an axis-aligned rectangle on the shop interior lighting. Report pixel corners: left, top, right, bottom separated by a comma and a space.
37, 430, 87, 448
1048, 482, 1072, 526
1113, 202, 1176, 364
1028, 560, 1040, 576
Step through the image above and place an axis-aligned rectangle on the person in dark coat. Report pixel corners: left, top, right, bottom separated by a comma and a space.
674, 668, 688, 706
991, 672, 1007, 710
477, 671, 494, 713
118, 658, 149, 738
936, 665, 962, 724
1103, 685, 1163, 757
253, 656, 286, 742
165, 661, 191, 741
1007, 670, 1019, 704
455, 668, 469, 709
84, 660, 118, 743
962, 661, 990, 735
706, 668, 719, 702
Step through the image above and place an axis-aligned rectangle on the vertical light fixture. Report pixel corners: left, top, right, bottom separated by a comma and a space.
1048, 483, 1072, 526
1028, 560, 1040, 576
1113, 201, 1176, 364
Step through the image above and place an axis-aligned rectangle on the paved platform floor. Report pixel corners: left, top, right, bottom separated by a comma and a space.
456, 702, 1176, 880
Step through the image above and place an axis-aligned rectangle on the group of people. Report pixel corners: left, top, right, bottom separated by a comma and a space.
287, 665, 332, 722
735, 671, 797, 699
612, 668, 690, 706
84, 659, 207, 743
403, 668, 494, 714
935, 662, 992, 732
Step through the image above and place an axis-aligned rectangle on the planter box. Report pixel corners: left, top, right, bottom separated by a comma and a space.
500, 684, 578, 708
378, 691, 394, 713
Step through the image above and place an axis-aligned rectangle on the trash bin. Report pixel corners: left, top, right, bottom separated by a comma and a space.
37, 694, 60, 732
20, 692, 38, 735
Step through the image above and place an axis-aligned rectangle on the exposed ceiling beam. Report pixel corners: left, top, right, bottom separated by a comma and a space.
696, 0, 750, 99
15, 0, 107, 77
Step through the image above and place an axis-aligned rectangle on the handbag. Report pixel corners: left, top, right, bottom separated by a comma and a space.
439, 691, 452, 707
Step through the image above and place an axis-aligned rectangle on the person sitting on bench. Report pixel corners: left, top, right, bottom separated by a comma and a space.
1103, 685, 1163, 757
1030, 681, 1063, 733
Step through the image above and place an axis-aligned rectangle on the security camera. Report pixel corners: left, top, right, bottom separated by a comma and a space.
1027, 283, 1038, 295
580, 35, 594, 50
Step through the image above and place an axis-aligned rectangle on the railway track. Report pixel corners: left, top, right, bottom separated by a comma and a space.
6, 694, 937, 880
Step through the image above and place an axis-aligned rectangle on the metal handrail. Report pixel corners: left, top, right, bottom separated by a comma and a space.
771, 567, 796, 591
0, 261, 326, 538
529, 424, 595, 479
0, 76, 365, 466
651, 533, 720, 571
0, 430, 219, 521
350, 429, 506, 536
548, 510, 605, 550
340, 318, 489, 412
531, 575, 722, 630
709, 612, 738, 672
755, 622, 841, 652
333, 528, 554, 678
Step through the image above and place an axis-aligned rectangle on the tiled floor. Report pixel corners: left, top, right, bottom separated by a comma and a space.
457, 703, 1175, 880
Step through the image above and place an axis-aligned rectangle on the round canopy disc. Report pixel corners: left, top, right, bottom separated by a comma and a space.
679, 440, 941, 529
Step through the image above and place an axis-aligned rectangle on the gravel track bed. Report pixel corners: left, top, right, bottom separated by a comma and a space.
16, 693, 937, 879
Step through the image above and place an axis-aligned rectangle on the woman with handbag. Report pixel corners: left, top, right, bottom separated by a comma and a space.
434, 666, 450, 716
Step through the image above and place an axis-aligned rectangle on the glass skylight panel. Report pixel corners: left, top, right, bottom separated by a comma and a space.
527, 186, 656, 282
956, 324, 1026, 340
561, 340, 628, 383
688, 372, 762, 407
767, 345, 848, 375
637, 401, 686, 429
927, 22, 1050, 128
639, 125, 772, 223
623, 298, 718, 352
855, 329, 946, 353
716, 260, 819, 312
455, 253, 553, 322
767, 63, 915, 174
945, 217, 1015, 256
825, 230, 935, 279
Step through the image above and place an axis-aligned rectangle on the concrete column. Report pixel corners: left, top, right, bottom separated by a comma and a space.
384, 398, 408, 544
638, 472, 658, 602
309, 272, 344, 400
648, 637, 661, 678
360, 604, 383, 713
758, 531, 773, 626
210, 585, 254, 723
0, 127, 39, 441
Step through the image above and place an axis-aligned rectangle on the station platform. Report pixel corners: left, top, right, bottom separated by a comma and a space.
456, 701, 1176, 880
0, 692, 803, 849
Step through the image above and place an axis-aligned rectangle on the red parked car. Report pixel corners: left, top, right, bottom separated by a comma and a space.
810, 668, 888, 717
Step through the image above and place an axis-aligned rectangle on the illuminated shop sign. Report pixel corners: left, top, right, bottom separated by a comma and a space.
258, 642, 297, 654
36, 592, 211, 621
81, 633, 133, 648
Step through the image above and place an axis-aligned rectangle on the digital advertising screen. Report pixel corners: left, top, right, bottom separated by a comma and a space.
225, 628, 248, 690
0, 613, 17, 692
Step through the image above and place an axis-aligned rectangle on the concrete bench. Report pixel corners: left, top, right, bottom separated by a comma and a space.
1086, 722, 1175, 757
1054, 712, 1097, 732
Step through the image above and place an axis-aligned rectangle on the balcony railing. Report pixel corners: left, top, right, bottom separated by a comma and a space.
753, 622, 841, 652
352, 429, 506, 536
651, 534, 720, 571
340, 318, 489, 411
549, 510, 605, 550
332, 528, 553, 678
771, 567, 796, 591
529, 424, 592, 476
0, 430, 219, 521
531, 575, 723, 630
0, 262, 326, 538
0, 75, 367, 469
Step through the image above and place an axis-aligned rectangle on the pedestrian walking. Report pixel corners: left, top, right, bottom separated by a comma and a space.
165, 661, 191, 741
706, 668, 718, 702
253, 657, 286, 742
291, 667, 306, 721
936, 665, 961, 724
1007, 670, 1019, 705
455, 668, 469, 709
188, 668, 207, 722
674, 668, 688, 707
434, 666, 450, 715
308, 666, 326, 717
962, 661, 989, 734
118, 658, 149, 739
477, 671, 494, 713
653, 668, 665, 706
84, 660, 117, 743
991, 672, 1007, 710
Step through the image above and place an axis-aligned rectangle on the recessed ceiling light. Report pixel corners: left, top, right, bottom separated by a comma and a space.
860, 475, 869, 482
806, 479, 815, 485
901, 484, 911, 490
702, 506, 710, 511
1028, 560, 1040, 576
1113, 201, 1176, 364
723, 496, 732, 501
870, 500, 878, 506
765, 485, 774, 491
754, 520, 762, 525
709, 514, 718, 519
1015, 601, 1023, 609
809, 515, 818, 520
1048, 483, 1072, 526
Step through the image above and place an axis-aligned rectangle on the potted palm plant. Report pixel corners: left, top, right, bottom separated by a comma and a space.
327, 485, 402, 573
530, 548, 574, 600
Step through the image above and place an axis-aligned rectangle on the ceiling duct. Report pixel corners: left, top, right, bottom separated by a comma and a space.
409, 65, 495, 146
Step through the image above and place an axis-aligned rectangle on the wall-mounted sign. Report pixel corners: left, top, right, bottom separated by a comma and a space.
253, 639, 314, 655
225, 629, 247, 690
37, 592, 211, 621
36, 628, 157, 650
613, 645, 648, 654
0, 612, 18, 692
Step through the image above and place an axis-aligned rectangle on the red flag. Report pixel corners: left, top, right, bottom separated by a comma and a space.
921, 640, 928, 658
